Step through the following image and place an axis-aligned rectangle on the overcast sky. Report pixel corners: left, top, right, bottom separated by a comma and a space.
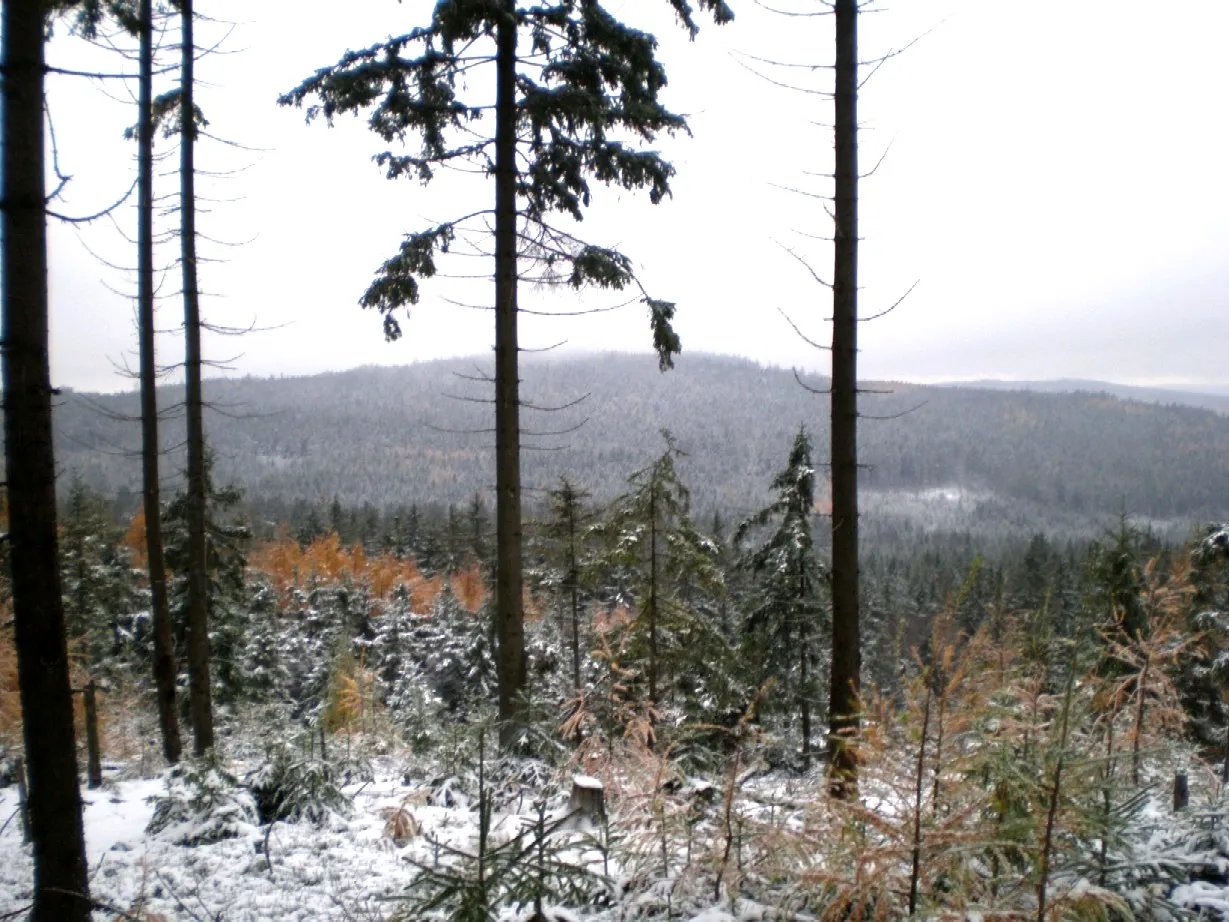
37, 0, 1229, 393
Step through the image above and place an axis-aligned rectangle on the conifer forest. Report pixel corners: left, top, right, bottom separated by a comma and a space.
5, 2, 1229, 921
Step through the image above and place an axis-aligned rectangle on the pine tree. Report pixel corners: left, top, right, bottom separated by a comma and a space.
735, 426, 827, 768
279, 0, 733, 747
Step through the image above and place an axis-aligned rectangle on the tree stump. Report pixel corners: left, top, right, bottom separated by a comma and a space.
568, 774, 605, 824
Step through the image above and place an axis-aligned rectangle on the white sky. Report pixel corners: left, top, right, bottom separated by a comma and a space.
37, 0, 1229, 393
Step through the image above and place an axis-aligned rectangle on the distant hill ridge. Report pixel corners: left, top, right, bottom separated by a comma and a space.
41, 352, 1229, 531
939, 378, 1229, 416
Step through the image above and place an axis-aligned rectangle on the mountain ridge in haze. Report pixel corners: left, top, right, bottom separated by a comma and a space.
937, 378, 1229, 416
40, 352, 1229, 536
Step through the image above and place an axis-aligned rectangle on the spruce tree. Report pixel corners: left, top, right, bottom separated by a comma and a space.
280, 0, 733, 747
172, 0, 214, 755
135, 0, 183, 764
828, 0, 861, 798
735, 426, 827, 768
164, 454, 251, 705
60, 478, 137, 670
539, 476, 593, 697
1, 2, 116, 915
596, 432, 724, 720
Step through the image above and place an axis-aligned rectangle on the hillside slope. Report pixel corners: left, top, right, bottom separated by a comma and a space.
44, 353, 1229, 531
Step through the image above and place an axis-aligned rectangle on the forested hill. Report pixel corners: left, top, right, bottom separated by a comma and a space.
945, 378, 1229, 416
48, 352, 1229, 531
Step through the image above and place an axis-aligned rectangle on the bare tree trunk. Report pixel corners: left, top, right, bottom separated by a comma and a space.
179, 0, 214, 755
648, 488, 659, 708
799, 629, 811, 769
140, 0, 182, 766
493, 1, 526, 748
1, 3, 92, 917
827, 0, 861, 799
568, 506, 582, 696
1038, 668, 1077, 922
83, 681, 103, 790
909, 685, 932, 916
799, 568, 812, 769
15, 755, 30, 844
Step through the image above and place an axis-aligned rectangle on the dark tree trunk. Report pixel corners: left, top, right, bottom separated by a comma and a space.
798, 565, 813, 769
84, 682, 102, 790
648, 488, 659, 708
140, 0, 183, 766
568, 506, 582, 696
827, 0, 861, 799
1, 2, 92, 917
493, 1, 526, 748
180, 0, 214, 755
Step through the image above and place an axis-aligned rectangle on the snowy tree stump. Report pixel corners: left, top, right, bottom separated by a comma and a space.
568, 774, 605, 822
1173, 771, 1189, 811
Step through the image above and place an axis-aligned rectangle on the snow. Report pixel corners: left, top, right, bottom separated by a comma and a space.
7, 752, 1229, 921
0, 764, 433, 920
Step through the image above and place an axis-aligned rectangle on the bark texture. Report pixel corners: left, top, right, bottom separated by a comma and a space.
493, 1, 527, 748
140, 0, 183, 765
179, 0, 215, 755
2, 2, 92, 916
827, 0, 861, 798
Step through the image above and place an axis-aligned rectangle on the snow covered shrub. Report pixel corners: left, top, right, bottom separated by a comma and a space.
246, 741, 350, 825
394, 790, 604, 922
146, 753, 257, 845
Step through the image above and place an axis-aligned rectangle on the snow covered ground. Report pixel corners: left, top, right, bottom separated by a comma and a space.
0, 756, 544, 921
6, 752, 1229, 921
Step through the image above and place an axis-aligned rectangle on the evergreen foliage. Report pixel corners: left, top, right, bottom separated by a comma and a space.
163, 454, 251, 705
593, 432, 728, 724
246, 740, 350, 826
60, 477, 140, 673
735, 426, 828, 767
146, 752, 258, 846
278, 0, 730, 359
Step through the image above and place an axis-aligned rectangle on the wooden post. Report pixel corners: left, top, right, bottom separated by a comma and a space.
1173, 771, 1189, 811
84, 680, 103, 789
14, 755, 30, 843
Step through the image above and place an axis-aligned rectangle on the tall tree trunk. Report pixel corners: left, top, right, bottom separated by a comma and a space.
1, 3, 92, 917
140, 0, 183, 766
493, 1, 526, 748
180, 0, 214, 755
827, 0, 861, 799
